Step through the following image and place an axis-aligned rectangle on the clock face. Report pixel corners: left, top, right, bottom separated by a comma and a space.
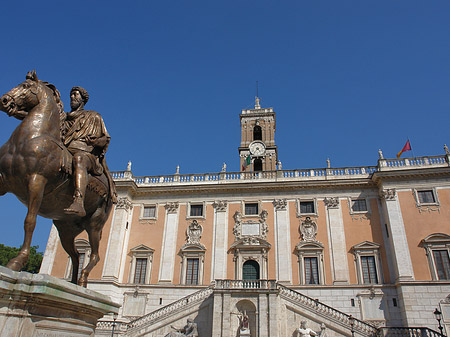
249, 141, 266, 156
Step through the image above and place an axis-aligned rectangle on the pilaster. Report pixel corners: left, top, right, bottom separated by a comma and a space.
324, 197, 350, 284
211, 201, 228, 281
102, 197, 133, 281
158, 202, 180, 283
39, 224, 59, 275
379, 189, 415, 281
273, 199, 292, 284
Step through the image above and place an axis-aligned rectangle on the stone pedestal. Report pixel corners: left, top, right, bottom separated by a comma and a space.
0, 266, 120, 337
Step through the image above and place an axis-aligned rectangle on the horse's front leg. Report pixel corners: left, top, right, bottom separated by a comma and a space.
7, 174, 46, 271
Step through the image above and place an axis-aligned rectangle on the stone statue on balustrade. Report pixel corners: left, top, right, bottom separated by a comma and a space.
165, 318, 199, 337
295, 321, 327, 337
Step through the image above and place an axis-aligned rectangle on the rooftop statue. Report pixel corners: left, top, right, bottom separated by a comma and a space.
0, 71, 116, 287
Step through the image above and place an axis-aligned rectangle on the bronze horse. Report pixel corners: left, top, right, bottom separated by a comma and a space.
0, 71, 114, 287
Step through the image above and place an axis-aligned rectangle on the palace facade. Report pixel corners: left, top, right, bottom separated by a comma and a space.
40, 99, 450, 337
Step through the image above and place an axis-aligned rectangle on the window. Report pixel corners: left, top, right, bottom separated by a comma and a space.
300, 201, 315, 214
186, 258, 199, 285
133, 258, 148, 284
180, 246, 205, 285
243, 260, 260, 280
351, 241, 382, 285
351, 199, 367, 212
245, 203, 259, 215
65, 239, 91, 280
361, 256, 378, 284
143, 206, 156, 218
128, 245, 154, 284
253, 125, 262, 141
418, 190, 435, 204
253, 159, 263, 172
413, 188, 440, 211
432, 250, 450, 280
421, 233, 450, 280
304, 257, 319, 284
295, 241, 325, 285
190, 204, 203, 217
187, 202, 206, 219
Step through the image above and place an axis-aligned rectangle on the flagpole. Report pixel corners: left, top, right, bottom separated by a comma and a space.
408, 137, 416, 158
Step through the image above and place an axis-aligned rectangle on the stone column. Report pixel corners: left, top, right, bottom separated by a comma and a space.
211, 201, 228, 282
273, 199, 292, 284
379, 189, 414, 281
158, 202, 179, 283
39, 224, 59, 275
102, 197, 133, 281
324, 197, 350, 284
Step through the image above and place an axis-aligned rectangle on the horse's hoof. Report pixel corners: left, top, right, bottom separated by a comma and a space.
6, 258, 23, 271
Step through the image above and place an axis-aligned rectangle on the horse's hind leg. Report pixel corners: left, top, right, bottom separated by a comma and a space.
78, 205, 107, 287
54, 220, 83, 284
7, 174, 46, 271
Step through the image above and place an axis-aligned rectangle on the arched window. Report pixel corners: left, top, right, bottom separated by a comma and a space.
243, 260, 260, 280
253, 125, 262, 141
254, 159, 262, 172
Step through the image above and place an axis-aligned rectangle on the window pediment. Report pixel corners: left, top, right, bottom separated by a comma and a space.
421, 233, 450, 246
181, 242, 206, 252
351, 241, 380, 252
296, 241, 324, 251
130, 244, 154, 254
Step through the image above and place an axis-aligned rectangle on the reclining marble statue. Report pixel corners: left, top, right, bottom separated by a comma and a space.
165, 318, 199, 337
0, 71, 116, 287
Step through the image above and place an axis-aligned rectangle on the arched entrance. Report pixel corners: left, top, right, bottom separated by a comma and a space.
242, 260, 260, 280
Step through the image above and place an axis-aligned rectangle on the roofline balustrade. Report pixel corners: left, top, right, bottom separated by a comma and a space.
112, 155, 449, 187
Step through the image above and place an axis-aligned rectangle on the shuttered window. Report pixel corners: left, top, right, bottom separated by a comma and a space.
304, 257, 319, 284
186, 258, 199, 285
134, 258, 147, 284
433, 250, 450, 280
361, 256, 378, 284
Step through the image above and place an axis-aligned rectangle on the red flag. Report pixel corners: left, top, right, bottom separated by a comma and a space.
396, 140, 412, 159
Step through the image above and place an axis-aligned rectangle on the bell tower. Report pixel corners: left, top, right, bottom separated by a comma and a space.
239, 97, 277, 171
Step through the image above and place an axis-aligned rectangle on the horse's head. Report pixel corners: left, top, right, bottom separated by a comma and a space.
0, 70, 62, 117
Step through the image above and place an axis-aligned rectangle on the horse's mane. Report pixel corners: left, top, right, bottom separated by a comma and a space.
41, 81, 64, 114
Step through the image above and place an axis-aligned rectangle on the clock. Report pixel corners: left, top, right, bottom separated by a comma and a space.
249, 141, 266, 156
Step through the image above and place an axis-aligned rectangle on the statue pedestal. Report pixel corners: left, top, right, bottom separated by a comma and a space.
0, 266, 120, 337
239, 329, 251, 337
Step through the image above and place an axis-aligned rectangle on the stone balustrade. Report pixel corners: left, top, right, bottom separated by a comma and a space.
127, 286, 214, 331
112, 155, 449, 187
278, 284, 378, 336
214, 279, 277, 290
378, 327, 445, 337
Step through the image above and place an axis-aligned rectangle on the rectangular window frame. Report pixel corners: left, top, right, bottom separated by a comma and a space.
348, 198, 371, 215
180, 251, 205, 286
187, 202, 206, 219
295, 243, 325, 285
413, 188, 440, 207
128, 245, 154, 285
432, 249, 450, 280
296, 199, 318, 217
351, 242, 382, 285
140, 204, 158, 220
242, 200, 262, 217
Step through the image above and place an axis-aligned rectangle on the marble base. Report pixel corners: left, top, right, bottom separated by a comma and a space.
0, 266, 120, 337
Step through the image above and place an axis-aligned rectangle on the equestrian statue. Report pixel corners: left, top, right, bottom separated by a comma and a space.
0, 71, 116, 287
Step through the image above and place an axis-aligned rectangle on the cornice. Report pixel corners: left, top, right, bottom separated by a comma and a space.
372, 167, 450, 185
115, 177, 376, 198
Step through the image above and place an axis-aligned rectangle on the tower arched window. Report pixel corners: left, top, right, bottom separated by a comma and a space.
253, 125, 262, 141
254, 159, 262, 172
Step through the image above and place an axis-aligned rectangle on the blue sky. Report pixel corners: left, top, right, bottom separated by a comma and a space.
0, 1, 449, 251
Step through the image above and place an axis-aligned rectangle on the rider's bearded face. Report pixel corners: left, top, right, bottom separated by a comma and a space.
70, 91, 83, 111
